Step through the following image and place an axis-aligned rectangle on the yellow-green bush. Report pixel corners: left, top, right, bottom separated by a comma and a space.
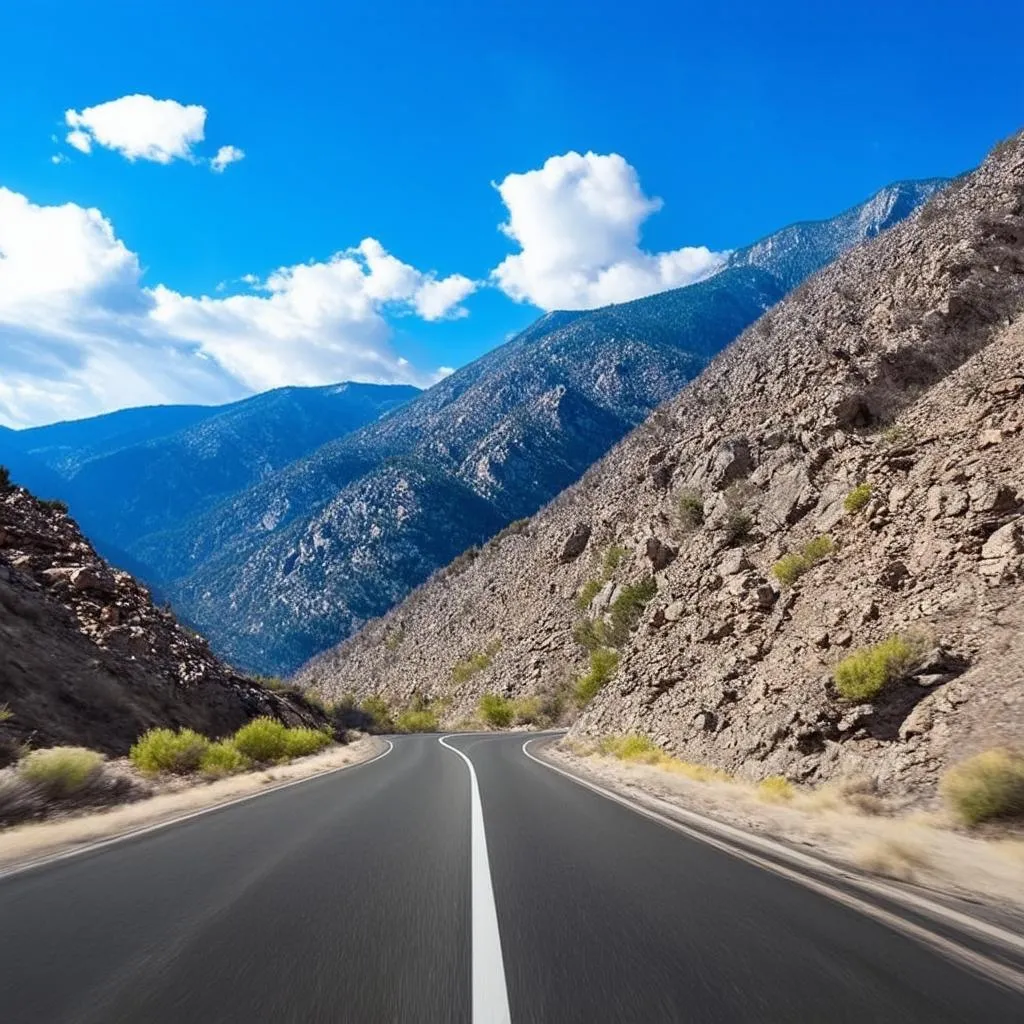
844, 483, 872, 514
479, 693, 515, 728
771, 535, 835, 587
940, 749, 1024, 826
199, 741, 249, 779
833, 635, 920, 701
758, 776, 795, 802
599, 734, 664, 764
576, 579, 602, 610
130, 728, 211, 775
284, 727, 333, 759
232, 718, 291, 764
451, 640, 501, 683
360, 695, 395, 733
396, 708, 440, 733
602, 545, 628, 575
0, 703, 12, 722
513, 696, 543, 725
19, 747, 104, 797
574, 648, 620, 706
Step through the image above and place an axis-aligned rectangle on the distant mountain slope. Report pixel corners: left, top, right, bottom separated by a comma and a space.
148, 267, 782, 673
727, 179, 948, 289
145, 177, 941, 675
2, 383, 419, 568
302, 136, 1024, 800
0, 178, 944, 677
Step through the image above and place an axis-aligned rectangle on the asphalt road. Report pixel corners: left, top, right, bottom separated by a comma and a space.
0, 732, 1021, 1023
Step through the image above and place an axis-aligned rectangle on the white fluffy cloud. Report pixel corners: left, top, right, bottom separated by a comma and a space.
0, 188, 475, 426
63, 95, 243, 171
492, 151, 727, 310
211, 144, 245, 173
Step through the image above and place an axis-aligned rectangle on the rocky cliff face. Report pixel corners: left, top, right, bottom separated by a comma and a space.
0, 482, 323, 765
300, 135, 1024, 799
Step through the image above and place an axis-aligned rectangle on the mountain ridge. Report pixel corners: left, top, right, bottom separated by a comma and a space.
297, 135, 1024, 800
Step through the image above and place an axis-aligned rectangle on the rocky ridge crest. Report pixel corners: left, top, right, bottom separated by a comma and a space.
299, 134, 1024, 798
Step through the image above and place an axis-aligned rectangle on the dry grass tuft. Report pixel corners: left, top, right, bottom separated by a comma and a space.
854, 837, 932, 881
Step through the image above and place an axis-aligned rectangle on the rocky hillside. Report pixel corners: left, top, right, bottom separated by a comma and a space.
133, 181, 941, 676
301, 134, 1024, 799
0, 479, 323, 766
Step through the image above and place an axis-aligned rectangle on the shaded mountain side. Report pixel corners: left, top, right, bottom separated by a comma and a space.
0, 482, 324, 764
14, 383, 420, 558
299, 134, 1024, 799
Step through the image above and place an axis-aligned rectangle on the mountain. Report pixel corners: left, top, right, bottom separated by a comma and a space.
1, 383, 419, 575
299, 134, 1024, 799
140, 179, 943, 676
726, 178, 949, 289
0, 477, 325, 766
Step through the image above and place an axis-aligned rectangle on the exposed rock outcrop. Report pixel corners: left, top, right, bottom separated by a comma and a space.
0, 486, 324, 764
298, 134, 1024, 800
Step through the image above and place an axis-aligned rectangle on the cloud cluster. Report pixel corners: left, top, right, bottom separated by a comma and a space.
0, 189, 473, 426
492, 151, 726, 310
10, 105, 728, 426
63, 95, 244, 171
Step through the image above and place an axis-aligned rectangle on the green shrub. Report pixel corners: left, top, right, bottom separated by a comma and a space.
576, 579, 602, 610
940, 749, 1024, 826
677, 488, 705, 530
607, 576, 657, 645
844, 483, 873, 514
199, 741, 249, 779
451, 640, 501, 684
130, 728, 211, 775
723, 511, 753, 546
396, 708, 440, 733
0, 465, 10, 490
284, 727, 333, 759
771, 535, 835, 587
833, 635, 921, 701
19, 747, 104, 798
384, 627, 404, 652
513, 696, 543, 725
360, 695, 395, 733
39, 498, 69, 514
479, 693, 515, 728
0, 703, 12, 723
572, 616, 608, 651
574, 648, 620, 706
232, 718, 291, 764
602, 545, 628, 575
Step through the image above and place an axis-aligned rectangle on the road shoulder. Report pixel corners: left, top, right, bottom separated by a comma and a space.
526, 736, 1024, 994
0, 736, 389, 876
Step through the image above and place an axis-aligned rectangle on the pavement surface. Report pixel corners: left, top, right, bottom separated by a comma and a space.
0, 732, 1021, 1022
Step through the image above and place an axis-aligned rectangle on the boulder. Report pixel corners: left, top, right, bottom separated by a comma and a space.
645, 537, 679, 572
559, 522, 592, 563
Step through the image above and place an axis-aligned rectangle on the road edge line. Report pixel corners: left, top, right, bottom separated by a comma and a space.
0, 738, 394, 882
522, 737, 1024, 996
439, 735, 513, 1024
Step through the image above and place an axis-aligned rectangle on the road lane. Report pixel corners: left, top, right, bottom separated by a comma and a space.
0, 730, 1021, 1023
452, 732, 1024, 1023
0, 736, 470, 1024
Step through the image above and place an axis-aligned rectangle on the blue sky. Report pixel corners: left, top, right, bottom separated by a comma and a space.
1, 0, 1022, 426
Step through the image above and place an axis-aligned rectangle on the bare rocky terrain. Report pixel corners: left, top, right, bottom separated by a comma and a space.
301, 134, 1024, 800
0, 483, 324, 765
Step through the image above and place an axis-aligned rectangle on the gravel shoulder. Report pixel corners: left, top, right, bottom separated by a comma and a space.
0, 735, 386, 873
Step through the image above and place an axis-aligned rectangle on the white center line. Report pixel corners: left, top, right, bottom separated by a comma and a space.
439, 735, 512, 1024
